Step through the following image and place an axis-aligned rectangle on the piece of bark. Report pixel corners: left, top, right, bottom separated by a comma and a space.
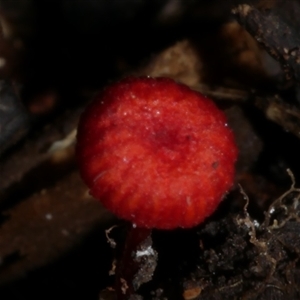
255, 93, 300, 139
0, 80, 29, 156
232, 4, 300, 84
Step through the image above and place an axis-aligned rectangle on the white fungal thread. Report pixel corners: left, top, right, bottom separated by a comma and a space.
136, 246, 155, 258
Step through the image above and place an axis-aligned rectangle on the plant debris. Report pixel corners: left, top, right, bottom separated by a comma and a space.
180, 170, 300, 300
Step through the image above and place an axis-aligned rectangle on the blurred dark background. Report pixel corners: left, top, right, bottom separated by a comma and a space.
1, 1, 300, 299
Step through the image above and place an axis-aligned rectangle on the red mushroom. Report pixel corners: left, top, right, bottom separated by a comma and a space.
76, 77, 237, 229
76, 77, 237, 298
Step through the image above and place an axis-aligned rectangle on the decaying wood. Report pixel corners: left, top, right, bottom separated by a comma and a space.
233, 4, 300, 84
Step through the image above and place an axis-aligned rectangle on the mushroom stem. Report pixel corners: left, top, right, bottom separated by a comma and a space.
116, 225, 157, 299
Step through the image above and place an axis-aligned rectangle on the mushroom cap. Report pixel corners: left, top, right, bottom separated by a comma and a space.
76, 77, 237, 229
